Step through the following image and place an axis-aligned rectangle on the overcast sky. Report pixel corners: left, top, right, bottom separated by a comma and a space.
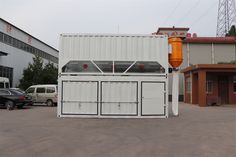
0, 0, 218, 49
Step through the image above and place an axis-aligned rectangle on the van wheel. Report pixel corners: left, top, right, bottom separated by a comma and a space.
46, 100, 53, 107
5, 101, 14, 110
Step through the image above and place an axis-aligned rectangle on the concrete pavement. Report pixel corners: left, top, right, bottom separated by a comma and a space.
0, 103, 236, 157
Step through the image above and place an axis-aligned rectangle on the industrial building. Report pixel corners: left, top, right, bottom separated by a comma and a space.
0, 18, 58, 87
181, 37, 236, 106
157, 27, 236, 105
182, 64, 236, 106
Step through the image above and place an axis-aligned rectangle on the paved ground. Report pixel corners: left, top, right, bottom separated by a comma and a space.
0, 103, 236, 157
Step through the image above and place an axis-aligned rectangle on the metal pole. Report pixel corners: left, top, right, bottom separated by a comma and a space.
172, 70, 179, 116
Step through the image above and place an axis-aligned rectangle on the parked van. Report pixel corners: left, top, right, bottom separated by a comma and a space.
0, 77, 10, 88
25, 85, 58, 106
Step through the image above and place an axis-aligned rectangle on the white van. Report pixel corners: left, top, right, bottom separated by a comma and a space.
0, 77, 10, 88
25, 85, 58, 106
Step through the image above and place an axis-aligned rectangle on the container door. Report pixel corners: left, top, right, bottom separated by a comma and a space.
62, 81, 98, 115
141, 82, 166, 116
101, 82, 138, 116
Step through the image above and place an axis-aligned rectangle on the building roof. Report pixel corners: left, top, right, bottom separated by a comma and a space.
184, 37, 236, 44
156, 27, 189, 34
181, 64, 236, 73
0, 18, 58, 52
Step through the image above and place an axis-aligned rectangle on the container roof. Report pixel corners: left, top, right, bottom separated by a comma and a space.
60, 33, 167, 38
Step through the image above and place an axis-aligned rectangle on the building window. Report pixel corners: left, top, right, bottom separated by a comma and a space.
0, 31, 58, 63
13, 38, 16, 47
186, 77, 191, 93
233, 76, 236, 93
0, 32, 3, 42
206, 80, 213, 94
3, 34, 8, 43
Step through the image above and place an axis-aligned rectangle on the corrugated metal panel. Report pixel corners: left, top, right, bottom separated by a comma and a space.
102, 82, 137, 102
214, 44, 235, 63
189, 44, 212, 64
142, 82, 165, 115
101, 82, 137, 115
62, 81, 98, 114
59, 34, 168, 73
57, 75, 168, 118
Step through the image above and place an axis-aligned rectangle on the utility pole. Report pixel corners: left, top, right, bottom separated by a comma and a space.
216, 0, 236, 37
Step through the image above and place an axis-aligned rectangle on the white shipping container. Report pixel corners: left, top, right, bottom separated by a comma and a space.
58, 34, 169, 118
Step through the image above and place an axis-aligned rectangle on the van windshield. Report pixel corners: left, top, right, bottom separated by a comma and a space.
26, 88, 35, 94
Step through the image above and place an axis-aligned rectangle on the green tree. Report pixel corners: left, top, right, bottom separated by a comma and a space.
230, 60, 236, 64
19, 56, 58, 90
41, 62, 58, 84
226, 25, 236, 36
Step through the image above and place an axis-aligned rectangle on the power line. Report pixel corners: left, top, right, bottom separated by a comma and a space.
189, 1, 218, 28
177, 0, 201, 25
163, 0, 184, 25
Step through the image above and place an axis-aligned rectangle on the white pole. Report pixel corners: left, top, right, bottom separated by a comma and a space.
172, 70, 179, 116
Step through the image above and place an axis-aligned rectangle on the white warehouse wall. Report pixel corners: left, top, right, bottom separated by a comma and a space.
0, 18, 58, 87
0, 19, 58, 58
0, 42, 50, 87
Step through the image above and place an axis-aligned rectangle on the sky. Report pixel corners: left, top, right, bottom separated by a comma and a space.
0, 0, 218, 49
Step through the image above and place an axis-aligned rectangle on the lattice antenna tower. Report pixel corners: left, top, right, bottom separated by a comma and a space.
216, 0, 236, 37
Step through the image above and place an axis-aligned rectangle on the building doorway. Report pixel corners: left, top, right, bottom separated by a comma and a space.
218, 76, 229, 104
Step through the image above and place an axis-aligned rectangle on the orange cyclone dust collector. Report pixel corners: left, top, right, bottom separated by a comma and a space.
168, 37, 183, 116
168, 37, 183, 68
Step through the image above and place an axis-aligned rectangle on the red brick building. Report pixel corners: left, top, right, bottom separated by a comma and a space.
182, 64, 236, 106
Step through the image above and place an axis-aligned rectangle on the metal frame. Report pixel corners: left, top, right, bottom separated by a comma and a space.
216, 0, 236, 37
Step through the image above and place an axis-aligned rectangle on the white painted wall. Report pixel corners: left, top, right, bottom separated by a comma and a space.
0, 19, 58, 58
0, 18, 58, 87
0, 42, 50, 87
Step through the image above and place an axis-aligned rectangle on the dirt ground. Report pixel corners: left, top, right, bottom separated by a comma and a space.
0, 103, 236, 157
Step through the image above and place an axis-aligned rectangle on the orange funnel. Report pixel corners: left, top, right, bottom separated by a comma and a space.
168, 37, 183, 68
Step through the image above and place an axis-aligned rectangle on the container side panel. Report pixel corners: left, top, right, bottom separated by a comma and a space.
142, 82, 165, 115
62, 81, 98, 115
101, 82, 137, 115
59, 35, 168, 72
